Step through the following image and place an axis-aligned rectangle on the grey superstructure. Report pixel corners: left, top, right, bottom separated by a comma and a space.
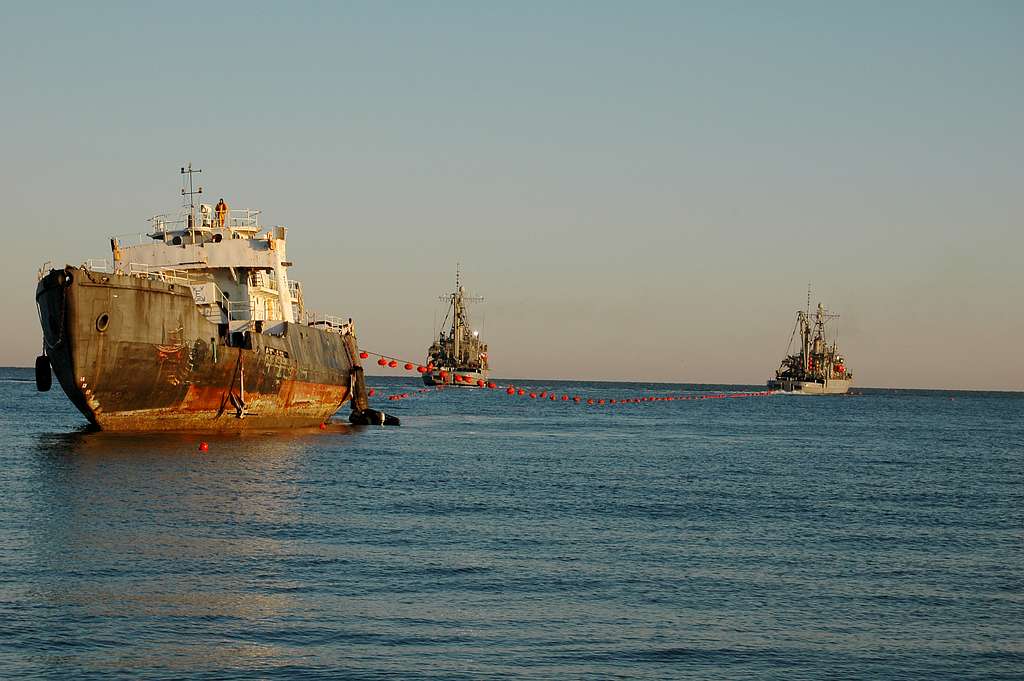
767, 297, 853, 395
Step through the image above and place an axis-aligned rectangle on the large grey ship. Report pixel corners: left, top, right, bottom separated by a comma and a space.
34, 164, 390, 430
767, 296, 853, 395
422, 268, 489, 387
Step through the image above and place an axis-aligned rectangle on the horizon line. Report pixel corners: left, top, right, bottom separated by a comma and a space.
2, 366, 1020, 394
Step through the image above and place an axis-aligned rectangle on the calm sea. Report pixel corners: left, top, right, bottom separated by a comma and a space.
0, 367, 1021, 680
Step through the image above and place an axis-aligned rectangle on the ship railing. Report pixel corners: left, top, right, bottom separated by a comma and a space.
287, 279, 301, 300
226, 209, 261, 231
226, 299, 256, 322
190, 282, 257, 326
127, 262, 197, 286
111, 231, 156, 246
145, 216, 189, 240
146, 210, 260, 237
302, 310, 352, 335
84, 259, 114, 273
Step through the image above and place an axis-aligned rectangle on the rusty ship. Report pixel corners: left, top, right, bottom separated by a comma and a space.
34, 164, 393, 430
422, 268, 489, 387
767, 293, 853, 395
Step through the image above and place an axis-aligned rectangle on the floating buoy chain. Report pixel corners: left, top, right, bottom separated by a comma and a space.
359, 348, 493, 386
492, 387, 776, 405
359, 348, 778, 405
358, 349, 435, 374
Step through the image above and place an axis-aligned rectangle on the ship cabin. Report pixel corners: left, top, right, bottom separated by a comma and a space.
97, 204, 350, 347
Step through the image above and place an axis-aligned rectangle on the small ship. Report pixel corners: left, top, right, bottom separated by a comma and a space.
767, 294, 853, 395
34, 164, 394, 430
423, 268, 489, 387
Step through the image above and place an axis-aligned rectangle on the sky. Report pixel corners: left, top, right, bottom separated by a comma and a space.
1, 2, 1021, 390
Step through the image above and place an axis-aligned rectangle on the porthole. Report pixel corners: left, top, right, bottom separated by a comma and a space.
96, 313, 110, 332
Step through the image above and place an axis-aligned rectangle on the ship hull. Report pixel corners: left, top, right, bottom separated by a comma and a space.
36, 267, 357, 431
422, 369, 488, 387
767, 378, 851, 395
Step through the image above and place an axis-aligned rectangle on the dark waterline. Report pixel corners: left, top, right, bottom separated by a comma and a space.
1, 368, 1021, 679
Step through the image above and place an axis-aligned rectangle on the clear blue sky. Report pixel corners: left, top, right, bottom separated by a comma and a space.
2, 2, 1021, 389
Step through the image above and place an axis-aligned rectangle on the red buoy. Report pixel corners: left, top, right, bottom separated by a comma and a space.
573, 396, 581, 403
549, 394, 556, 400
439, 370, 449, 380
587, 399, 595, 405
518, 389, 526, 396
359, 351, 369, 359
319, 423, 327, 430
368, 388, 375, 397
477, 379, 486, 387
377, 358, 387, 366
198, 441, 209, 452
540, 391, 547, 398
507, 387, 515, 395
417, 366, 427, 373
529, 392, 537, 399
488, 382, 497, 389
404, 362, 413, 370
388, 360, 398, 368
562, 395, 568, 401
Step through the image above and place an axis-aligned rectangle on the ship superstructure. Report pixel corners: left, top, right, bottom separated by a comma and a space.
767, 295, 853, 395
423, 268, 489, 387
34, 164, 385, 430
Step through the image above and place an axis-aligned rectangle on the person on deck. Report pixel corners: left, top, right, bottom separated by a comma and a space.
215, 198, 229, 228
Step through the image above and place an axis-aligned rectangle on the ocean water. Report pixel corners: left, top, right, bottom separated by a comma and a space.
0, 367, 1021, 680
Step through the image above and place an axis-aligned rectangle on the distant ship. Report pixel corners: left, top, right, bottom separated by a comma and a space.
767, 296, 853, 395
423, 268, 489, 387
34, 164, 391, 430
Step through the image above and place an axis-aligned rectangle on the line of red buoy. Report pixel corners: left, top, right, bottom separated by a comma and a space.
385, 386, 447, 402
360, 348, 498, 387
360, 348, 777, 407
493, 386, 776, 405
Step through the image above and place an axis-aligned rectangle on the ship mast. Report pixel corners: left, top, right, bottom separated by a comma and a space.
454, 264, 462, 361
801, 283, 811, 373
180, 162, 203, 244
438, 263, 483, 366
